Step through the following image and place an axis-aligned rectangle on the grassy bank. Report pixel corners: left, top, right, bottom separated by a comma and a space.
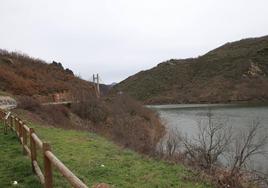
0, 121, 211, 188
0, 125, 41, 188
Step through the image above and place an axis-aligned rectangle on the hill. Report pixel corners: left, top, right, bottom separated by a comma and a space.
114, 35, 268, 104
0, 49, 95, 102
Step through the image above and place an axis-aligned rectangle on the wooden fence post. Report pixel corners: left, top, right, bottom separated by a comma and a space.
22, 125, 27, 155
11, 116, 15, 131
15, 118, 19, 137
8, 116, 11, 129
18, 121, 22, 143
3, 119, 7, 134
15, 118, 17, 133
29, 128, 37, 173
9, 116, 12, 131
43, 142, 53, 188
12, 116, 16, 131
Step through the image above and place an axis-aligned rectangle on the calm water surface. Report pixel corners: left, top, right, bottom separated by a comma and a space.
148, 104, 268, 172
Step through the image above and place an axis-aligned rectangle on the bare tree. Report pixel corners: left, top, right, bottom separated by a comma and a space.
229, 121, 268, 177
155, 127, 182, 157
156, 137, 166, 157
166, 128, 182, 157
183, 111, 232, 171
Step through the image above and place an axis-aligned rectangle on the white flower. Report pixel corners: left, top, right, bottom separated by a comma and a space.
13, 181, 18, 185
101, 164, 105, 167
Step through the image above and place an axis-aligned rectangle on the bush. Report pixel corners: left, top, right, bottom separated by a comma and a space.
40, 105, 71, 127
17, 96, 41, 111
17, 96, 72, 128
71, 92, 165, 154
104, 94, 165, 154
72, 100, 108, 123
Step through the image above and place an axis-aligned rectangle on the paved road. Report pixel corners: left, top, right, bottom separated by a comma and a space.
41, 101, 73, 106
0, 96, 17, 110
0, 96, 73, 110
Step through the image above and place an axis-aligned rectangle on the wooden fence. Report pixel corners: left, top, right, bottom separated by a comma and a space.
0, 109, 88, 188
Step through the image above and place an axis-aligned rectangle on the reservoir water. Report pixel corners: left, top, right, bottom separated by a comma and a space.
148, 104, 268, 173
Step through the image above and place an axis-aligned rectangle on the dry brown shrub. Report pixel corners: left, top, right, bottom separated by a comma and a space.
104, 94, 165, 154
0, 49, 94, 96
17, 96, 41, 111
40, 105, 71, 127
70, 92, 165, 154
17, 96, 72, 128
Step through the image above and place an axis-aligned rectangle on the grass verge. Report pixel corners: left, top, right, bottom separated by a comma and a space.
0, 123, 41, 188
0, 121, 212, 188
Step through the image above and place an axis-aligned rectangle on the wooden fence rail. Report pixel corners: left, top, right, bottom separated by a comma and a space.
0, 109, 88, 188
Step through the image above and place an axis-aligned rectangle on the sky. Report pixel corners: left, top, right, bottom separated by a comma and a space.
1, 0, 268, 84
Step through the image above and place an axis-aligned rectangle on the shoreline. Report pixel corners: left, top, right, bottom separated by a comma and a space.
146, 102, 268, 109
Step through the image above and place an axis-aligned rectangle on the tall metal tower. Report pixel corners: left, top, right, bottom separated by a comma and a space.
93, 74, 100, 98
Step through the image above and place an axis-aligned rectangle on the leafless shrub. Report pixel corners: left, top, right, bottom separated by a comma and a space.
181, 116, 268, 187
17, 96, 73, 129
156, 137, 166, 157
17, 96, 41, 111
71, 89, 107, 123
107, 94, 165, 154
155, 127, 182, 158
71, 91, 165, 154
228, 121, 268, 184
183, 112, 232, 171
40, 105, 71, 127
166, 128, 182, 157
249, 170, 268, 187
72, 99, 108, 123
151, 110, 268, 187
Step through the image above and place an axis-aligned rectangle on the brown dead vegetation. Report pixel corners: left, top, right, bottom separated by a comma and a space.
0, 49, 94, 98
17, 91, 165, 155
71, 91, 165, 154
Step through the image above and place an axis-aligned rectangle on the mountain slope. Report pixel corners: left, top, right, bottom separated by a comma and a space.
115, 35, 268, 104
0, 50, 95, 101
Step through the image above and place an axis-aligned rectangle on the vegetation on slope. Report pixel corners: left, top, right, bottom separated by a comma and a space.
115, 35, 268, 104
17, 92, 164, 154
0, 49, 94, 99
0, 121, 211, 188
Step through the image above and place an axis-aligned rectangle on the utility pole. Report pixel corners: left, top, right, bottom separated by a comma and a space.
93, 74, 100, 98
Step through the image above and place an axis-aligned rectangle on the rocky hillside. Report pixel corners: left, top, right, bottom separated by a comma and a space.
0, 49, 95, 102
115, 35, 268, 104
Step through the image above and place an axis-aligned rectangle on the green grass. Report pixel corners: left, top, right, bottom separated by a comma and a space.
0, 124, 41, 188
0, 122, 212, 188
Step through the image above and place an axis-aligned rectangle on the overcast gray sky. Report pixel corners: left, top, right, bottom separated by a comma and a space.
1, 0, 268, 84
